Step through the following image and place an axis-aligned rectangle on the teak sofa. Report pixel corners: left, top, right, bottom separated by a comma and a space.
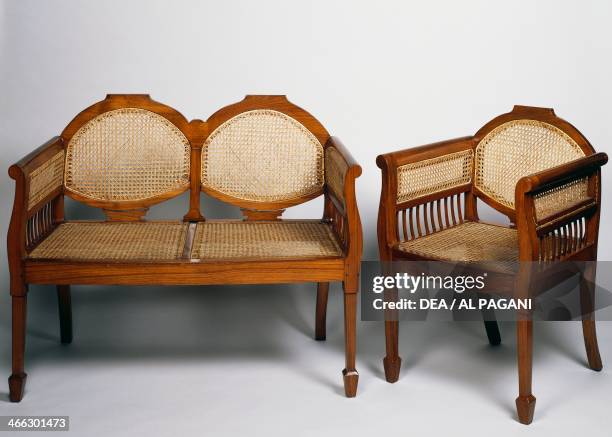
376, 106, 607, 424
7, 94, 363, 402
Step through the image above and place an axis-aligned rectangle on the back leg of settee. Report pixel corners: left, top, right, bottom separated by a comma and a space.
57, 285, 73, 344
315, 282, 329, 341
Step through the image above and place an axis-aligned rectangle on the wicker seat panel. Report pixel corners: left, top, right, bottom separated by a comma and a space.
65, 108, 190, 202
28, 222, 188, 261
191, 222, 342, 260
396, 222, 518, 270
202, 110, 324, 203
475, 120, 584, 210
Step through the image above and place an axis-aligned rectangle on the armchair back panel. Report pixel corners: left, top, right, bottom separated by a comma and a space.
474, 119, 586, 212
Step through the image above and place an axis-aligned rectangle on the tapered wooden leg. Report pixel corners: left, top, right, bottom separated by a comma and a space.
382, 286, 401, 382
342, 285, 358, 397
57, 285, 73, 344
516, 319, 536, 425
383, 321, 401, 382
315, 282, 329, 341
581, 264, 602, 371
9, 295, 27, 402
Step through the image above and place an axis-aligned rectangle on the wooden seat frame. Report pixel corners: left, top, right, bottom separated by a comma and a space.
376, 106, 607, 424
7, 94, 363, 402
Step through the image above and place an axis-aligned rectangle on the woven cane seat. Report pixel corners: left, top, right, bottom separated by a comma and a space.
28, 221, 343, 263
191, 222, 342, 260
28, 222, 188, 261
396, 222, 518, 270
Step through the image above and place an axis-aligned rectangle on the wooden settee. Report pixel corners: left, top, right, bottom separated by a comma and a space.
7, 94, 363, 401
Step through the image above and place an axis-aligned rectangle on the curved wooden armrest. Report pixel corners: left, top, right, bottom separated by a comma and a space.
515, 153, 608, 260
515, 153, 608, 195
324, 137, 363, 279
8, 137, 65, 288
8, 136, 65, 219
376, 137, 474, 256
326, 136, 361, 171
9, 137, 64, 180
324, 137, 362, 214
376, 136, 474, 208
376, 136, 473, 170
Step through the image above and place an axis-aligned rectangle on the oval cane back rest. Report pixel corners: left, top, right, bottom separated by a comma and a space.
473, 106, 594, 217
61, 95, 192, 209
201, 96, 330, 210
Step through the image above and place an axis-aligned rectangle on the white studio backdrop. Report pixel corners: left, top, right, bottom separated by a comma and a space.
1, 4, 612, 435
1, 0, 611, 279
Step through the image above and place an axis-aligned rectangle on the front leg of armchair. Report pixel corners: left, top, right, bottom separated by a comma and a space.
376, 136, 475, 384
513, 152, 608, 423
514, 265, 536, 425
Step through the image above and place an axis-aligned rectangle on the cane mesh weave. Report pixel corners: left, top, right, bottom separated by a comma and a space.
534, 177, 590, 221
202, 110, 324, 203
397, 222, 518, 268
397, 150, 473, 204
191, 222, 342, 260
28, 222, 188, 261
28, 150, 65, 210
475, 120, 584, 210
65, 108, 190, 202
325, 147, 348, 204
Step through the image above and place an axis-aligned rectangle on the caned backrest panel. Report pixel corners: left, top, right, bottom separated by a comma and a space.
475, 119, 585, 210
201, 109, 324, 204
65, 108, 191, 202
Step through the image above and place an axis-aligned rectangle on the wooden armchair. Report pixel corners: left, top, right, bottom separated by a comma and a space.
376, 106, 607, 424
7, 94, 363, 401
